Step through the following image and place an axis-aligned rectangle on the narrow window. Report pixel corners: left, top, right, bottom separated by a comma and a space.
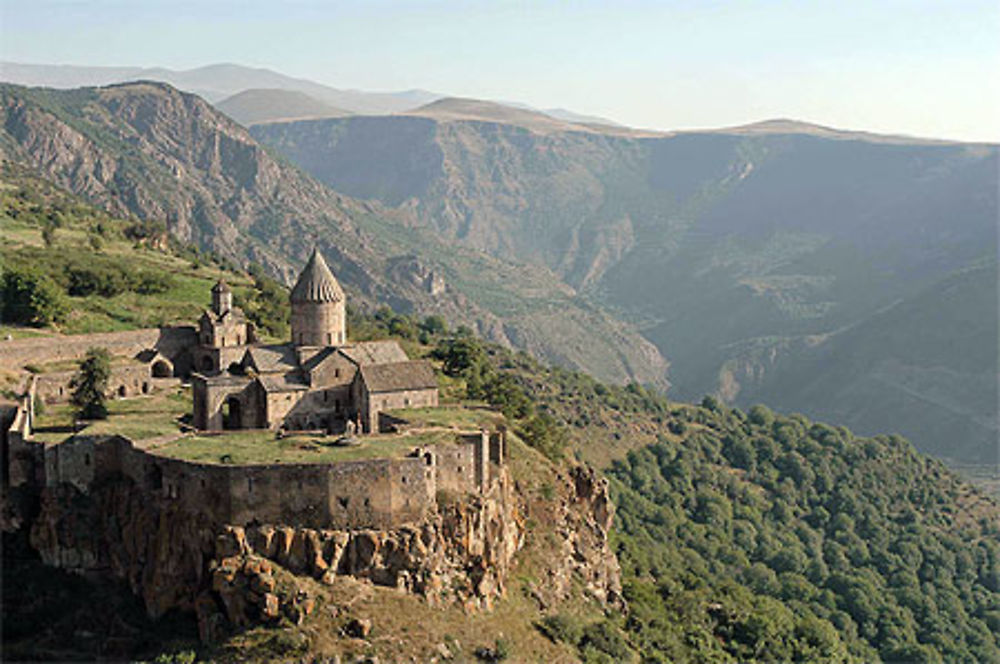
248, 478, 253, 493
335, 368, 340, 379
338, 496, 349, 509
327, 333, 332, 344
84, 453, 91, 466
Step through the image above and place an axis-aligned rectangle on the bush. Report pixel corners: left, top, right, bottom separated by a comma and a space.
518, 412, 568, 460
538, 614, 583, 645
1, 267, 68, 326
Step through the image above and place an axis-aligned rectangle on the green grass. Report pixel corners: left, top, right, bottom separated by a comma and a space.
154, 429, 455, 465
31, 386, 190, 444
387, 404, 503, 430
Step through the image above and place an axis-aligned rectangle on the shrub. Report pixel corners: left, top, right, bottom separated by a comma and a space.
1, 267, 68, 326
538, 614, 583, 645
518, 412, 568, 460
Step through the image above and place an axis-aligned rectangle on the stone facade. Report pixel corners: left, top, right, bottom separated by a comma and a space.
192, 248, 438, 434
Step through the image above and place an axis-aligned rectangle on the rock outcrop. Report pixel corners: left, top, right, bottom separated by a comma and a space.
25, 468, 523, 641
525, 465, 623, 611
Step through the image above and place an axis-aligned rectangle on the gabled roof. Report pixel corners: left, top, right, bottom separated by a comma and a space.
290, 247, 344, 304
257, 374, 309, 393
200, 307, 247, 325
212, 279, 231, 293
359, 360, 438, 394
244, 344, 299, 373
339, 340, 408, 366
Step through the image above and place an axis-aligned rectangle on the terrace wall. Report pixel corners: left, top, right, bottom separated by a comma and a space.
0, 326, 197, 372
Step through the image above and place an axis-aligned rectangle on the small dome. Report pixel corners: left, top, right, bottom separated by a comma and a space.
290, 247, 344, 304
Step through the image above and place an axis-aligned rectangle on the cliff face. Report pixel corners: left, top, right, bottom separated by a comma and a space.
22, 461, 619, 642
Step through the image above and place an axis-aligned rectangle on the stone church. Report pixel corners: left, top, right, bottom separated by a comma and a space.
192, 248, 438, 434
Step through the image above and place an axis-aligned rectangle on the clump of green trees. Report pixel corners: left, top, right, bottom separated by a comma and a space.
433, 333, 568, 460
1, 268, 68, 326
608, 402, 1000, 662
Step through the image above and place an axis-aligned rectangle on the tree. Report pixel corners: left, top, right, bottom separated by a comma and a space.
519, 412, 568, 460
1, 267, 68, 326
72, 348, 111, 420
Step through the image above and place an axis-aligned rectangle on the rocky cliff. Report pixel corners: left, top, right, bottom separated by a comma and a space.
21, 459, 620, 643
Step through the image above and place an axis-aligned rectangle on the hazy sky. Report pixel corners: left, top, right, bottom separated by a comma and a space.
1, 0, 998, 141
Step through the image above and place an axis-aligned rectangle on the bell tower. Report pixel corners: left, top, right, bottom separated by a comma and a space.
290, 247, 346, 347
211, 279, 232, 316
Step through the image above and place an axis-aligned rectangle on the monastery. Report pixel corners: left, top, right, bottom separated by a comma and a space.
191, 248, 438, 434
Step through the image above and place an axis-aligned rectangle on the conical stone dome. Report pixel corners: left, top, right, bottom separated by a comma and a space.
290, 247, 344, 304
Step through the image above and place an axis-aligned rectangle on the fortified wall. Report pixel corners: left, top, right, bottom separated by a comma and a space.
5, 383, 507, 532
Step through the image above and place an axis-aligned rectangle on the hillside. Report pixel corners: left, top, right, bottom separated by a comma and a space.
0, 83, 668, 387
216, 88, 351, 126
249, 111, 999, 465
3, 207, 999, 662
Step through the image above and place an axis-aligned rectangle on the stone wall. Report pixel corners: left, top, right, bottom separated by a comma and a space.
365, 387, 439, 433
35, 364, 180, 404
75, 436, 467, 530
0, 326, 197, 372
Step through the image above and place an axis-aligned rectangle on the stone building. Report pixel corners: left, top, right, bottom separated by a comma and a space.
192, 248, 438, 433
191, 279, 255, 375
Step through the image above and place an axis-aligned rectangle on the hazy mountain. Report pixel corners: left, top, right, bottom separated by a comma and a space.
1, 62, 631, 129
215, 88, 351, 126
0, 81, 668, 387
541, 107, 623, 127
0, 61, 443, 112
407, 97, 657, 137
250, 109, 998, 464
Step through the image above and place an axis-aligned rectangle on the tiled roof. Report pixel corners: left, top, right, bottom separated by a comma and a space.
245, 344, 298, 373
257, 374, 309, 393
359, 360, 438, 393
339, 340, 408, 366
290, 247, 344, 304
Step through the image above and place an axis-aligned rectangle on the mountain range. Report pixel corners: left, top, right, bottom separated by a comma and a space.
0, 61, 622, 127
0, 68, 995, 467
0, 81, 668, 389
250, 107, 998, 465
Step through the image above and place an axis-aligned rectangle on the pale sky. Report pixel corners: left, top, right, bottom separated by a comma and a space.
1, 0, 998, 141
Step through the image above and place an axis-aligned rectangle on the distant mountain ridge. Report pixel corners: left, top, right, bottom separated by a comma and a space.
0, 62, 630, 129
0, 61, 443, 112
215, 88, 351, 126
250, 109, 998, 465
